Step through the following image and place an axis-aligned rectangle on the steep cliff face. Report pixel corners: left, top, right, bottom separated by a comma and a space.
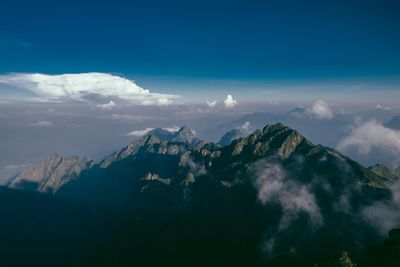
9, 153, 93, 193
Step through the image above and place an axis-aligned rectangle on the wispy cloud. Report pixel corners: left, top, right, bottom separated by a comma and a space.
127, 128, 155, 137
102, 113, 164, 122
362, 181, 400, 235
250, 160, 323, 230
127, 126, 181, 137
375, 104, 391, 111
28, 120, 53, 127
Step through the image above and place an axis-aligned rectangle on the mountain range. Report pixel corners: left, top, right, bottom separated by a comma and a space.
1, 123, 399, 266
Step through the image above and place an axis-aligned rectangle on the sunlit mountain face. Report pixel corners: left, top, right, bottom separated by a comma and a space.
1, 0, 400, 266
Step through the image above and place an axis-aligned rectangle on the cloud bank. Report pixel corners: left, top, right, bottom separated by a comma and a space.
0, 72, 177, 105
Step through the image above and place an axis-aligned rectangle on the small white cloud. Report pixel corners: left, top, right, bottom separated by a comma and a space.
0, 72, 178, 105
239, 121, 251, 130
305, 100, 334, 120
157, 98, 173, 106
163, 126, 180, 133
206, 100, 217, 108
127, 128, 155, 137
5, 163, 32, 170
337, 120, 400, 156
375, 104, 391, 111
96, 100, 116, 110
126, 126, 181, 137
224, 94, 237, 108
29, 120, 53, 127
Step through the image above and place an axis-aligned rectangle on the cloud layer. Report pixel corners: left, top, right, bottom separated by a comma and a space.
0, 72, 177, 105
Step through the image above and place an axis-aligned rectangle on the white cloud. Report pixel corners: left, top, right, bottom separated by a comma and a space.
305, 100, 334, 120
96, 100, 116, 110
206, 100, 217, 108
239, 121, 251, 130
28, 120, 53, 127
337, 120, 400, 156
224, 94, 237, 108
157, 98, 173, 106
0, 72, 178, 105
127, 126, 181, 137
163, 126, 180, 132
127, 128, 155, 137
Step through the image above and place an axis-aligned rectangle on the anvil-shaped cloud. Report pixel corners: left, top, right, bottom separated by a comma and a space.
0, 72, 178, 105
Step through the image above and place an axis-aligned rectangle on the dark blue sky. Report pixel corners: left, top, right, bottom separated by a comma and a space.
1, 0, 400, 83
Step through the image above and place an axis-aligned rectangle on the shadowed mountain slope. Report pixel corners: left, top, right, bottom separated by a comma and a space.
3, 123, 399, 266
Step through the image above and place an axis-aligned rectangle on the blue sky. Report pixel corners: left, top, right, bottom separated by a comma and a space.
0, 0, 400, 100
